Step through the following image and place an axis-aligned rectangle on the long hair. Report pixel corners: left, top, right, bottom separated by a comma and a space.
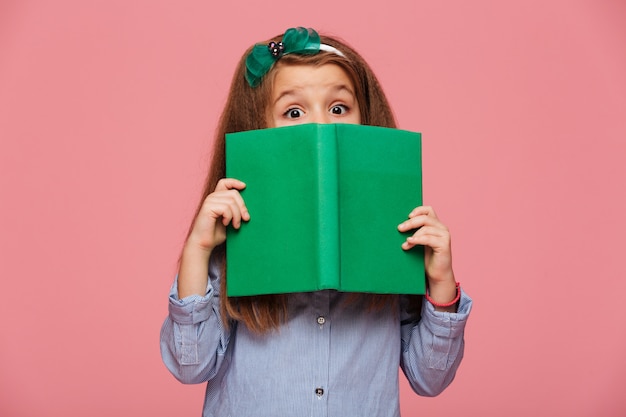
188, 32, 406, 334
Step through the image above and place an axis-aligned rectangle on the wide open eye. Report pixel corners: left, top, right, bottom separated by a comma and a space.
284, 108, 304, 119
330, 104, 348, 115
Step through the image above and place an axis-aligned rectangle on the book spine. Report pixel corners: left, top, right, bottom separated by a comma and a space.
317, 125, 340, 290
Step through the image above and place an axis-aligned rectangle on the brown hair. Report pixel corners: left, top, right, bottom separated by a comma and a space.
189, 32, 405, 334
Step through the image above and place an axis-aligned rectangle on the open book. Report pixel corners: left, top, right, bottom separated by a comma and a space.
225, 123, 424, 296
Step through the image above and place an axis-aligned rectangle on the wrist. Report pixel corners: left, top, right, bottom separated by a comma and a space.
425, 282, 460, 311
182, 239, 213, 265
426, 273, 456, 298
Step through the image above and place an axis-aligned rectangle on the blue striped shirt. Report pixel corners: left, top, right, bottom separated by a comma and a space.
160, 259, 472, 417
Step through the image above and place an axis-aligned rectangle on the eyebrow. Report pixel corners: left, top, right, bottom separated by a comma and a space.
272, 84, 356, 106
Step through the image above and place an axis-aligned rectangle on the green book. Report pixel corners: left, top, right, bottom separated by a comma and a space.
225, 123, 424, 297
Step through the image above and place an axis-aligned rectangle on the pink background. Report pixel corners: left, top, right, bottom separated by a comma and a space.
1, 0, 625, 416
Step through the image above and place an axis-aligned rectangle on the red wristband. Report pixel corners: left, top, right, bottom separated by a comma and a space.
425, 282, 461, 308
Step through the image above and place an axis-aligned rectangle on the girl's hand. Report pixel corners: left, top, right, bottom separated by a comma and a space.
177, 178, 249, 299
398, 206, 458, 309
187, 178, 250, 254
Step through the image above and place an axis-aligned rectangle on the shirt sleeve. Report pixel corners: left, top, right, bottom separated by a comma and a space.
399, 288, 472, 396
159, 257, 232, 384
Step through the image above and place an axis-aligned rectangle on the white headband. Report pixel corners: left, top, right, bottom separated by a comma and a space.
319, 44, 345, 57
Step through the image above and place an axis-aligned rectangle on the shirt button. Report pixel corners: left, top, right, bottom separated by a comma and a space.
315, 388, 324, 397
317, 316, 326, 325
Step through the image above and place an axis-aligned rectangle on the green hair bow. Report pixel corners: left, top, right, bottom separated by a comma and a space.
245, 27, 322, 88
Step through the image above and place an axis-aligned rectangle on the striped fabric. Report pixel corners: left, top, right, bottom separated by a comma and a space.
160, 258, 472, 417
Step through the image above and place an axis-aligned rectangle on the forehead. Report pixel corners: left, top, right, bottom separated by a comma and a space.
271, 63, 356, 94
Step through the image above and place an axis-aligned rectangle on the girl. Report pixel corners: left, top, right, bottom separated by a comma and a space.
160, 27, 472, 417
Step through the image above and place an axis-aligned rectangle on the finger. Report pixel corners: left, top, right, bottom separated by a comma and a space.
409, 205, 438, 219
398, 214, 444, 232
402, 236, 434, 250
215, 178, 247, 192
403, 233, 449, 251
208, 195, 246, 228
406, 232, 449, 249
219, 200, 241, 228
403, 234, 439, 250
202, 199, 234, 226
210, 188, 250, 222
223, 190, 250, 222
403, 226, 450, 250
409, 225, 447, 241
